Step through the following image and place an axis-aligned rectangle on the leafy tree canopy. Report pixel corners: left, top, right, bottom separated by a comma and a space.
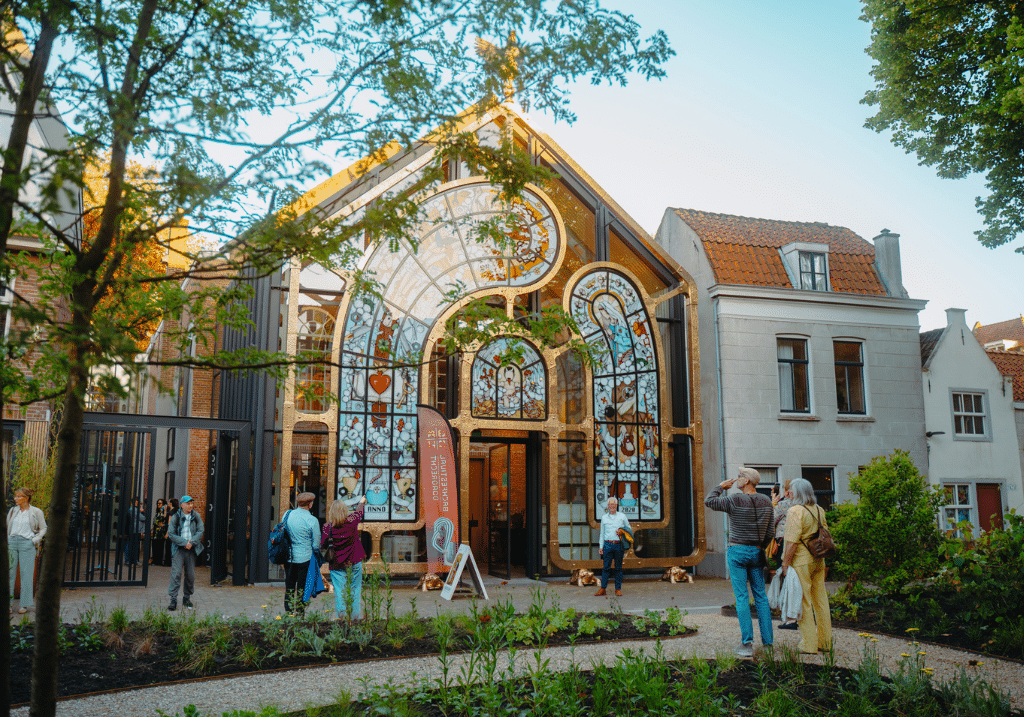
0, 2, 672, 715
862, 0, 1024, 253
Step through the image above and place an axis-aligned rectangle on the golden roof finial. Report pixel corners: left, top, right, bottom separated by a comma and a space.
474, 31, 520, 103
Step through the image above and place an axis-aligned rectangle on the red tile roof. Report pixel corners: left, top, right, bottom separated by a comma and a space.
987, 350, 1024, 402
974, 316, 1024, 348
673, 208, 888, 295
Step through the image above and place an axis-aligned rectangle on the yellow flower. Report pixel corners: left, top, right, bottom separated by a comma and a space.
901, 653, 910, 657
906, 627, 919, 632
275, 615, 282, 620
870, 639, 878, 642
261, 605, 268, 608
858, 633, 871, 638
918, 651, 926, 656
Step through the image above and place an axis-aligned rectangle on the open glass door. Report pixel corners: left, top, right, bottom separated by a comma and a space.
486, 444, 511, 579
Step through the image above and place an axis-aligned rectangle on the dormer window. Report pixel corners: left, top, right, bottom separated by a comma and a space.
799, 252, 827, 291
779, 242, 830, 292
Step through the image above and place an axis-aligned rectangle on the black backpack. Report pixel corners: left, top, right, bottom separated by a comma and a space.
267, 509, 293, 565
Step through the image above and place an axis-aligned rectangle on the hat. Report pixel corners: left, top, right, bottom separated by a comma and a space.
180, 495, 194, 504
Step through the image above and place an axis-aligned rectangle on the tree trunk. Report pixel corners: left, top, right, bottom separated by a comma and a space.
28, 358, 87, 717
1, 455, 9, 717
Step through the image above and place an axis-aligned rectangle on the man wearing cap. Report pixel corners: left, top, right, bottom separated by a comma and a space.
167, 495, 204, 611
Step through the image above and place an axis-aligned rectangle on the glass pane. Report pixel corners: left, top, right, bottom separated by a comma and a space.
834, 341, 860, 363
953, 394, 963, 412
957, 485, 970, 504
777, 338, 806, 360
792, 364, 809, 412
779, 364, 794, 411
972, 416, 984, 435
970, 394, 983, 413
954, 415, 964, 434
944, 486, 954, 503
957, 509, 971, 524
799, 253, 811, 272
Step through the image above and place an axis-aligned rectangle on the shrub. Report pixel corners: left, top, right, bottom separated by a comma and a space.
829, 450, 944, 594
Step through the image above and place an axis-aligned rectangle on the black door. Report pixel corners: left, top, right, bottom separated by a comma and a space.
472, 434, 538, 580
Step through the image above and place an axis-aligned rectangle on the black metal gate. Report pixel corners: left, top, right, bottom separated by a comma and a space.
65, 427, 155, 587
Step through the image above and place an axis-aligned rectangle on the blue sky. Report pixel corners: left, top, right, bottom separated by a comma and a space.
523, 1, 1020, 332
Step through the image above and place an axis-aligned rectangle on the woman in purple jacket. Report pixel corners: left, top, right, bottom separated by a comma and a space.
321, 495, 367, 620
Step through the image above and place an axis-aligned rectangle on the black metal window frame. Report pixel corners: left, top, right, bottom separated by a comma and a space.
777, 337, 810, 413
798, 251, 828, 291
833, 340, 866, 415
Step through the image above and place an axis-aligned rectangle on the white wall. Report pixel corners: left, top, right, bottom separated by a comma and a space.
923, 309, 1024, 519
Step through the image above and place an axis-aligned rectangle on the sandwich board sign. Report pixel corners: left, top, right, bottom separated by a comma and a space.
440, 543, 488, 601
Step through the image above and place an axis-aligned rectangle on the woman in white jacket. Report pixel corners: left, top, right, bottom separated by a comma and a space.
8, 487, 47, 614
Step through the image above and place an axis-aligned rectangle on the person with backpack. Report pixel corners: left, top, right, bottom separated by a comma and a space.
779, 478, 833, 655
284, 492, 320, 615
167, 495, 204, 611
704, 467, 775, 658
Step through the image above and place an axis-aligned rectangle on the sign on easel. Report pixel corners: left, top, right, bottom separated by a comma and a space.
440, 543, 488, 601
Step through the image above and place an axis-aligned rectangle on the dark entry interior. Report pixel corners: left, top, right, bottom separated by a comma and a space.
469, 432, 540, 579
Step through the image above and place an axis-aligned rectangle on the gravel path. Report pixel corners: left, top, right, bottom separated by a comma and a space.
17, 615, 1023, 717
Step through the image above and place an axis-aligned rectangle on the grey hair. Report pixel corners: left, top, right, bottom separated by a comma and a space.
737, 467, 760, 486
607, 497, 618, 505
789, 478, 817, 506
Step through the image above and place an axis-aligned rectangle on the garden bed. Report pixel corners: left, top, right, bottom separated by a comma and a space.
9, 601, 694, 701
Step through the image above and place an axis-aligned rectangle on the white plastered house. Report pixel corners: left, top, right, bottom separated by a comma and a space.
652, 210, 928, 577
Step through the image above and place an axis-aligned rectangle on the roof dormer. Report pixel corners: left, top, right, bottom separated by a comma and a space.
779, 242, 830, 291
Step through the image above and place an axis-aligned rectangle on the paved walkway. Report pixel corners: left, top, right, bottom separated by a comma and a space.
28, 566, 742, 622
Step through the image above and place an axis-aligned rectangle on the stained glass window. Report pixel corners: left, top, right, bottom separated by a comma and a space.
569, 268, 661, 522
471, 338, 546, 419
337, 181, 562, 521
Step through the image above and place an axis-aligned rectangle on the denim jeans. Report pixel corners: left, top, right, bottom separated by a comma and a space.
331, 562, 364, 619
600, 540, 624, 590
726, 545, 773, 647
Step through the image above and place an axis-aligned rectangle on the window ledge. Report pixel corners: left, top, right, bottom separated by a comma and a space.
778, 414, 820, 422
837, 415, 874, 423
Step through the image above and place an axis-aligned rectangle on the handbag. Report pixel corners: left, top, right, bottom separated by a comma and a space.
321, 525, 337, 566
800, 505, 836, 559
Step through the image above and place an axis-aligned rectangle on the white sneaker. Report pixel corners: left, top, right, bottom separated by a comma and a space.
736, 643, 753, 658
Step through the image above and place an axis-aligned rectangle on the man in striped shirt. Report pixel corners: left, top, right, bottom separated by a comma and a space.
705, 467, 775, 657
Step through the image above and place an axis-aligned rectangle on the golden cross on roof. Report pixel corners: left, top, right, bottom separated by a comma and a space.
474, 31, 520, 103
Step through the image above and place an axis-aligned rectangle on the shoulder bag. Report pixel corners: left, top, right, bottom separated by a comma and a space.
800, 505, 836, 559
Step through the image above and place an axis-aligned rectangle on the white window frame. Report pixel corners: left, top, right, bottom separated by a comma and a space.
950, 389, 990, 442
942, 483, 975, 537
0, 276, 14, 339
777, 336, 811, 414
833, 339, 867, 415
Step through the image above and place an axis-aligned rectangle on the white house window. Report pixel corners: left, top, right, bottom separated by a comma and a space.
799, 252, 828, 291
777, 338, 809, 413
942, 483, 974, 536
834, 341, 866, 414
951, 391, 988, 439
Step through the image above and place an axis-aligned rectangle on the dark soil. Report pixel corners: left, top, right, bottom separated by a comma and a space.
9, 614, 695, 702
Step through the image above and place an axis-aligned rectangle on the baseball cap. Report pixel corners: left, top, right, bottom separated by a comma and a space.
180, 495, 194, 504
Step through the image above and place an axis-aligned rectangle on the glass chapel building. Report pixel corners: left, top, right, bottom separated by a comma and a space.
213, 105, 704, 583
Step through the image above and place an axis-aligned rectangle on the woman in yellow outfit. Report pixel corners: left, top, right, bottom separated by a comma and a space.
780, 478, 832, 654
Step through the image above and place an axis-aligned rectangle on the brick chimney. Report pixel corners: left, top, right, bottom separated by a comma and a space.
873, 229, 905, 298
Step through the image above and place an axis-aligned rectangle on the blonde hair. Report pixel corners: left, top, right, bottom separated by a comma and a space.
783, 479, 793, 493
14, 487, 33, 502
327, 499, 350, 527
737, 467, 760, 487
296, 492, 315, 508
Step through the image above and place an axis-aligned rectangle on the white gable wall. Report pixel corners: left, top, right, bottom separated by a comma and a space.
923, 309, 1024, 521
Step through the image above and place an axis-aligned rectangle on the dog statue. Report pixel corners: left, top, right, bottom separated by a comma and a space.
661, 566, 694, 584
569, 568, 598, 587
415, 572, 445, 591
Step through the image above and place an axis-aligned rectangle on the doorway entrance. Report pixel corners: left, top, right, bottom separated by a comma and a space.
468, 432, 540, 579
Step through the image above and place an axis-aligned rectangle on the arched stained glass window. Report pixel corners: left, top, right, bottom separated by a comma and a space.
337, 180, 562, 522
569, 269, 661, 522
471, 338, 546, 419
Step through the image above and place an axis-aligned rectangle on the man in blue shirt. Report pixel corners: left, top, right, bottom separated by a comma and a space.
285, 492, 320, 614
595, 497, 631, 597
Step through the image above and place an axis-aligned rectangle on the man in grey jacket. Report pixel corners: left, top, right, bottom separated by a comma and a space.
167, 495, 204, 611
